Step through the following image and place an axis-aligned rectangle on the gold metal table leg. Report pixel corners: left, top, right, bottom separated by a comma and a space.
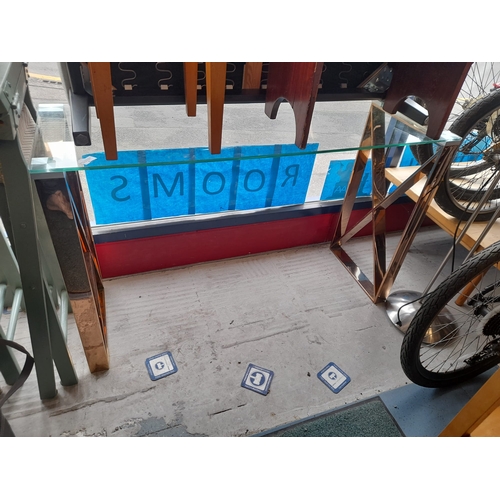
330, 103, 461, 303
37, 172, 109, 372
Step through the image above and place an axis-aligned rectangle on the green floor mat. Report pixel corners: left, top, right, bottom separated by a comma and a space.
260, 398, 404, 437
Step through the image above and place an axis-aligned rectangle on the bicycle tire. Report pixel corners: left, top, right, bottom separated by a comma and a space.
431, 89, 500, 221
400, 240, 500, 388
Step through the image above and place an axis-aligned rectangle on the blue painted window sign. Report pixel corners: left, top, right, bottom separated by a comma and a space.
320, 145, 419, 202
84, 143, 318, 225
84, 142, 459, 224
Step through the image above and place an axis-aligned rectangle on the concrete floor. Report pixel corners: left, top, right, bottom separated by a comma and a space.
2, 225, 480, 437
2, 65, 496, 437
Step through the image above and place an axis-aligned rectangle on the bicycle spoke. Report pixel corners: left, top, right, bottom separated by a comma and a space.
417, 268, 500, 375
401, 198, 500, 387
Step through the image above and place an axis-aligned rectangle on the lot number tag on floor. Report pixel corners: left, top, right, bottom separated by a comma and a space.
317, 362, 351, 394
241, 364, 274, 396
146, 351, 178, 381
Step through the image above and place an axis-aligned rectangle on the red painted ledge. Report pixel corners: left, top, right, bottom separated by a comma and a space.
95, 201, 430, 278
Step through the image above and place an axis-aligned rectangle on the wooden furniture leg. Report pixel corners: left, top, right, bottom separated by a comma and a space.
88, 62, 117, 160
243, 63, 263, 89
383, 62, 471, 139
206, 62, 226, 154
265, 62, 323, 149
184, 62, 198, 117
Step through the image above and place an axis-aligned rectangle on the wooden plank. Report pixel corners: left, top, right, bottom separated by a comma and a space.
88, 62, 117, 160
242, 63, 263, 89
439, 369, 500, 436
206, 62, 226, 154
183, 62, 198, 117
385, 166, 500, 253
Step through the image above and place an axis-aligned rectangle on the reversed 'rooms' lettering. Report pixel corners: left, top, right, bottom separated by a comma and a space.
203, 172, 226, 195
110, 175, 131, 202
244, 169, 266, 192
153, 172, 184, 197
282, 164, 299, 187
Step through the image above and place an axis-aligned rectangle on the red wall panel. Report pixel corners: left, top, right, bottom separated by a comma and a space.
95, 202, 430, 278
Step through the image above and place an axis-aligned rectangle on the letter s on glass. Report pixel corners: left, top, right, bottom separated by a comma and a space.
110, 175, 131, 202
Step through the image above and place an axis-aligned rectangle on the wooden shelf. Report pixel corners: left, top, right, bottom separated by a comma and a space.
386, 166, 500, 254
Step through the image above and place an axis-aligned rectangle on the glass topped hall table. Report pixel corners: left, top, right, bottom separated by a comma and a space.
2, 100, 461, 399
30, 101, 461, 301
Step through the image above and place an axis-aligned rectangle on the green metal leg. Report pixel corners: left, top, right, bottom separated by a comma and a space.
0, 138, 77, 398
0, 285, 21, 385
0, 184, 15, 254
23, 86, 37, 125
43, 282, 77, 386
5, 288, 23, 341
0, 328, 21, 385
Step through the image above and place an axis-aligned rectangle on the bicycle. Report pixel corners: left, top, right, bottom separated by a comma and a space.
399, 64, 500, 388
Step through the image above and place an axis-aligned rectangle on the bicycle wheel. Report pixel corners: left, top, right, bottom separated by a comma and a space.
453, 63, 500, 119
400, 240, 500, 388
432, 89, 500, 221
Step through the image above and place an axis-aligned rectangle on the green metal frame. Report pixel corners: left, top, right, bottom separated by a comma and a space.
0, 201, 23, 384
0, 89, 77, 399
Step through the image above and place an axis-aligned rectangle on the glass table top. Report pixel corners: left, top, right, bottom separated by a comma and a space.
28, 101, 461, 175
27, 100, 462, 227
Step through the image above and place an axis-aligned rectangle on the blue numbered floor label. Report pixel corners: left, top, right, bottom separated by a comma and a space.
241, 364, 274, 396
317, 362, 351, 394
145, 351, 178, 381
